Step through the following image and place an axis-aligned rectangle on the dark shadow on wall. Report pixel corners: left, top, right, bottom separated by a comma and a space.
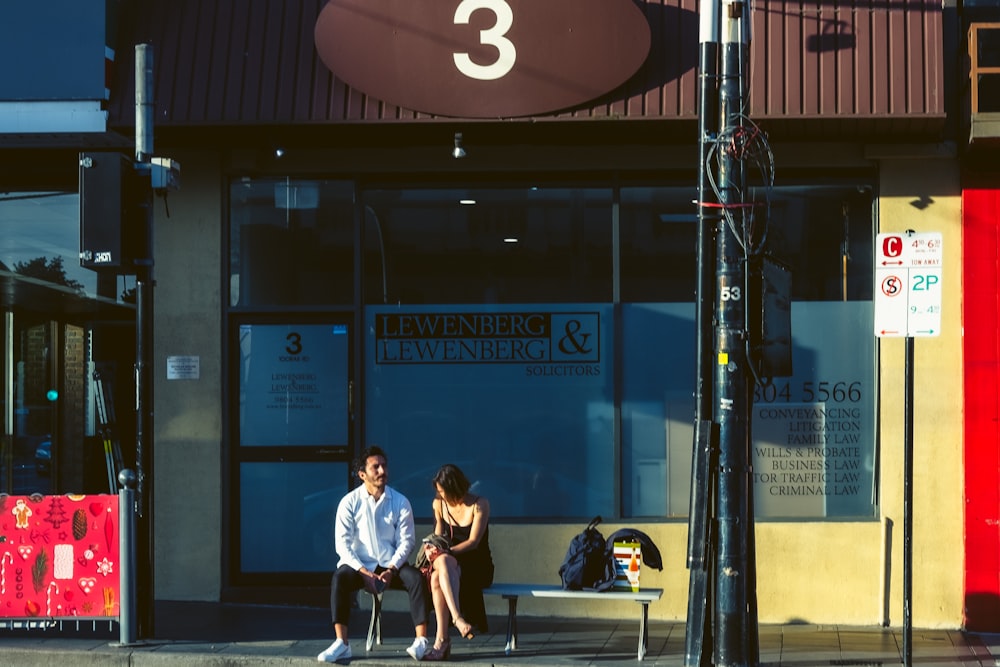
590, 2, 698, 109
806, 20, 857, 53
965, 592, 1000, 632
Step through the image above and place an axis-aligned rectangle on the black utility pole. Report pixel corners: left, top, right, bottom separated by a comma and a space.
134, 43, 156, 639
714, 1, 757, 663
684, 0, 719, 661
686, 0, 760, 664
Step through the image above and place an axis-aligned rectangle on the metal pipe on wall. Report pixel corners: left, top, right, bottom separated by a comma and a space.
134, 42, 156, 639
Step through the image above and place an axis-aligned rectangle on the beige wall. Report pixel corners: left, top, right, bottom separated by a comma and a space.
153, 149, 224, 600
870, 149, 965, 628
150, 143, 966, 628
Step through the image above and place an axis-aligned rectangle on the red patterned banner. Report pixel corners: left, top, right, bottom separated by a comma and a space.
0, 494, 120, 619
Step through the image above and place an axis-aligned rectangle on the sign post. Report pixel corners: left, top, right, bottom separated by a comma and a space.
874, 231, 942, 667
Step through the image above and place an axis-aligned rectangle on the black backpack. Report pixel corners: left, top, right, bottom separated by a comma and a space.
558, 516, 610, 590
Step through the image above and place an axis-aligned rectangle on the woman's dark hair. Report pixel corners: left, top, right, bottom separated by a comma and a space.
354, 445, 387, 476
433, 464, 471, 502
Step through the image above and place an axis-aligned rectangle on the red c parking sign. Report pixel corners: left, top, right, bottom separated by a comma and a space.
874, 232, 942, 337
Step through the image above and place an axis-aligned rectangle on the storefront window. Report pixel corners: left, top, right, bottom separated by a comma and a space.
0, 165, 142, 503
362, 187, 613, 304
362, 186, 614, 519
0, 318, 56, 496
228, 179, 878, 531
0, 190, 96, 297
365, 304, 615, 520
0, 187, 112, 497
619, 185, 699, 303
229, 179, 354, 307
619, 184, 877, 519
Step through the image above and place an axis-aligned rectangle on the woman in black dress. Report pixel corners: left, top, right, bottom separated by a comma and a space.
421, 464, 494, 660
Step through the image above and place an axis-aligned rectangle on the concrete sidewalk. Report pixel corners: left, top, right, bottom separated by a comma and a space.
1, 601, 998, 666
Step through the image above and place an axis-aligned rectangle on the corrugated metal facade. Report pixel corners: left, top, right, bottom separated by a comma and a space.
108, 0, 945, 138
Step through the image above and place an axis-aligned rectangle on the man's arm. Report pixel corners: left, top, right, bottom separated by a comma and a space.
334, 492, 365, 571
337, 490, 385, 594
387, 492, 416, 570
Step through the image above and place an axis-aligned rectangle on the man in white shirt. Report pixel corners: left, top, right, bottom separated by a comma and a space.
318, 446, 430, 663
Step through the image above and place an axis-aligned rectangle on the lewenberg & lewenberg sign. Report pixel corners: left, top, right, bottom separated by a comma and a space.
376, 312, 600, 371
314, 0, 651, 118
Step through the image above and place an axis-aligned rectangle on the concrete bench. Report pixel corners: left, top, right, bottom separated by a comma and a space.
482, 583, 664, 661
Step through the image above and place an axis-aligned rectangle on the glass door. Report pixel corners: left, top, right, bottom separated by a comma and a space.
233, 320, 353, 579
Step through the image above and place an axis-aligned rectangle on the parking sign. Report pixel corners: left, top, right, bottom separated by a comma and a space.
874, 232, 942, 337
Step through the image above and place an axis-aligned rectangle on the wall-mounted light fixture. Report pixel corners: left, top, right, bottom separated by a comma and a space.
452, 132, 466, 159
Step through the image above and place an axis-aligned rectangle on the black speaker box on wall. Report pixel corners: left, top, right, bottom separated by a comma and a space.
79, 152, 145, 272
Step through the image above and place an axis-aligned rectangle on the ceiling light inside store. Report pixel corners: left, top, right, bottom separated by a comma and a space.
452, 132, 466, 159
459, 199, 476, 205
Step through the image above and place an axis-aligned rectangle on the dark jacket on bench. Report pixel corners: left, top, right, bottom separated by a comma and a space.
605, 528, 664, 571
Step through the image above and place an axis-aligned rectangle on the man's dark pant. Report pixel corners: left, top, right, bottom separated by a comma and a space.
330, 563, 429, 627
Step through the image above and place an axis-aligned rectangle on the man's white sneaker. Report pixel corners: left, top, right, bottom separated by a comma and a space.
406, 636, 430, 661
318, 639, 352, 663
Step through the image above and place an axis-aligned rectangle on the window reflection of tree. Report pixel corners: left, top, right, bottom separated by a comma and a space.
13, 256, 84, 292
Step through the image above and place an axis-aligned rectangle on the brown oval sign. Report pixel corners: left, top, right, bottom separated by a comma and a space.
314, 0, 651, 118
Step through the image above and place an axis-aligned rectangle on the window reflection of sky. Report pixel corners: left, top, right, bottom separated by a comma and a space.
0, 191, 98, 295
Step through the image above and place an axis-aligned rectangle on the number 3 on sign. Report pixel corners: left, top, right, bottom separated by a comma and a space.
454, 0, 516, 80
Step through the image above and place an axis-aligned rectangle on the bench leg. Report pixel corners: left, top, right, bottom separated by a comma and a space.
366, 592, 383, 652
502, 595, 519, 655
637, 601, 649, 661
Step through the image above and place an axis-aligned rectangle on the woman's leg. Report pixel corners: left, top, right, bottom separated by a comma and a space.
432, 554, 472, 636
429, 571, 450, 643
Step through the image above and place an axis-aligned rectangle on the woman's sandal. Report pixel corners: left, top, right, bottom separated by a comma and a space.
454, 617, 475, 640
423, 638, 451, 661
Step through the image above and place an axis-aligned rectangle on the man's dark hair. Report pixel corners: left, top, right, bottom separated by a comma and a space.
354, 445, 387, 477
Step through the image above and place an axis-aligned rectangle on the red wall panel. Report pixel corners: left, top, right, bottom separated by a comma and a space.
962, 188, 1000, 631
